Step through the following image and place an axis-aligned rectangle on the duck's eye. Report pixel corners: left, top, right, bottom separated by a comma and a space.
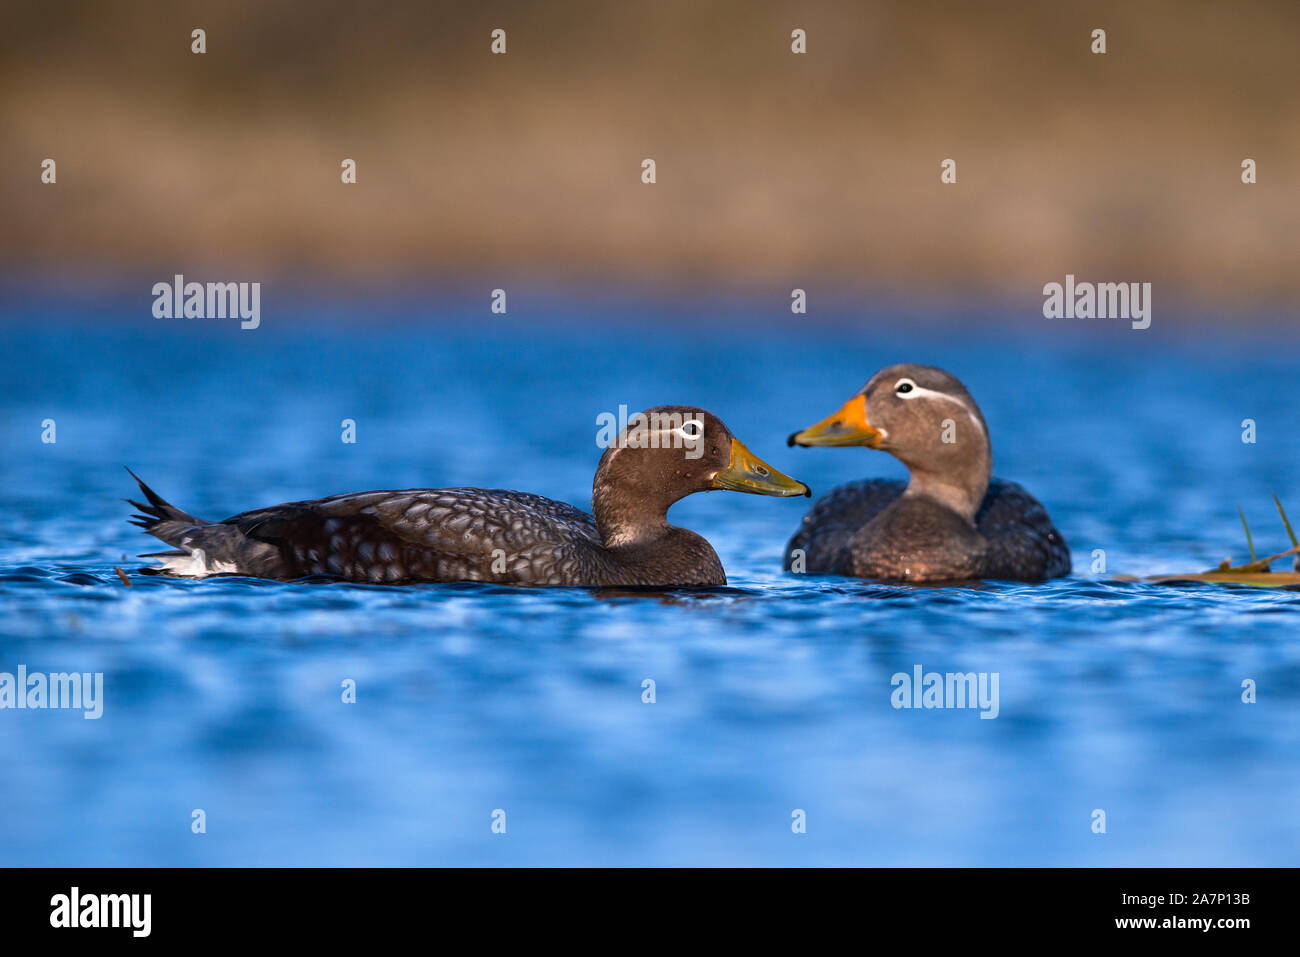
894, 378, 918, 397
679, 420, 703, 438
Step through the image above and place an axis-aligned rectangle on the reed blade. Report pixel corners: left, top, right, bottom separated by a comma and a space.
1275, 494, 1299, 549
1238, 506, 1257, 562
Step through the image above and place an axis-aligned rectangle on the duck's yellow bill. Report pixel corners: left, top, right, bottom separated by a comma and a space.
787, 395, 883, 448
711, 439, 810, 497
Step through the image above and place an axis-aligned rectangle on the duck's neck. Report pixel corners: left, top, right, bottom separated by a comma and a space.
592, 479, 675, 547
900, 447, 991, 524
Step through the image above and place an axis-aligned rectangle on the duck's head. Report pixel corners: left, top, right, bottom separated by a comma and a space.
787, 364, 992, 519
594, 406, 809, 542
600, 406, 809, 499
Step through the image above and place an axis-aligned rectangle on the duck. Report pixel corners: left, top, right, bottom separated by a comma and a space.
127, 406, 809, 587
784, 364, 1069, 583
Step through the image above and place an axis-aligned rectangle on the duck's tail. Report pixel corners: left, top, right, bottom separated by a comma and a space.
125, 468, 279, 577
126, 468, 207, 539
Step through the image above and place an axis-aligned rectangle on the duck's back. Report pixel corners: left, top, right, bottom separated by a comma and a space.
785, 478, 1070, 581
225, 488, 606, 585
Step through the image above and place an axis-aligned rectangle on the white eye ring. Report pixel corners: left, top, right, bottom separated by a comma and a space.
894, 378, 920, 397
678, 419, 703, 438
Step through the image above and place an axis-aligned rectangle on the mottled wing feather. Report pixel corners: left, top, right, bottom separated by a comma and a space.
225, 488, 602, 584
321, 489, 598, 550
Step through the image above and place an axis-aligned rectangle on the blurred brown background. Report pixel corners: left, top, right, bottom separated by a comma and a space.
2, 0, 1297, 310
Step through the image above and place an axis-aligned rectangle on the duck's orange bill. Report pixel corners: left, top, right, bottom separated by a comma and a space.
711, 439, 810, 497
787, 395, 884, 448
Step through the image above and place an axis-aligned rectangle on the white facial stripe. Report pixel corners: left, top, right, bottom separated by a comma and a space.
610, 423, 707, 454
897, 383, 986, 441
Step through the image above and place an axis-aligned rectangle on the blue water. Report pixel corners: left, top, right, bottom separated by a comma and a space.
1, 302, 1298, 865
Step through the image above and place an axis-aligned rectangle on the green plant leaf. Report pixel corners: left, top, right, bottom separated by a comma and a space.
1275, 494, 1299, 549
1239, 506, 1257, 562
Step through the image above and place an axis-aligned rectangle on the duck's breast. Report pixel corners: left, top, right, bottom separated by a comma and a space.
785, 479, 906, 574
